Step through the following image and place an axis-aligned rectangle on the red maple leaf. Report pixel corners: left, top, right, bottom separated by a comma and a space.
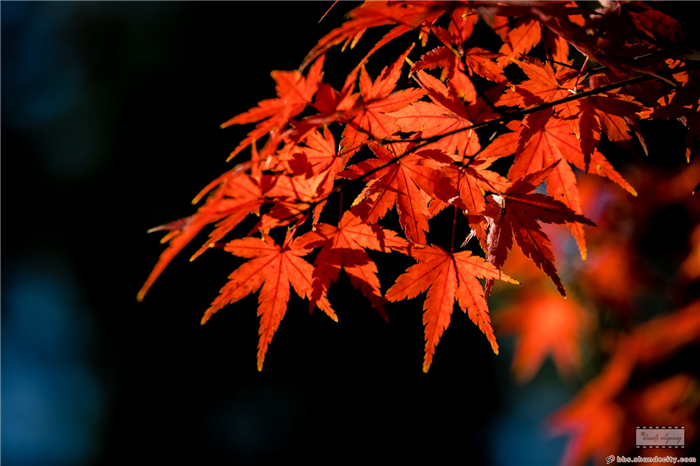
484, 161, 596, 297
411, 45, 477, 103
577, 93, 644, 166
301, 1, 445, 71
256, 127, 347, 230
394, 66, 501, 161
428, 156, 511, 252
498, 58, 578, 113
341, 140, 445, 244
385, 244, 518, 372
507, 116, 637, 259
295, 205, 407, 322
137, 167, 266, 302
201, 233, 336, 371
549, 300, 700, 466
338, 45, 425, 160
389, 97, 481, 161
221, 57, 326, 161
497, 18, 542, 66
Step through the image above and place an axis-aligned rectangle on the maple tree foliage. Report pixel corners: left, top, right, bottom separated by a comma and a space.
139, 2, 700, 463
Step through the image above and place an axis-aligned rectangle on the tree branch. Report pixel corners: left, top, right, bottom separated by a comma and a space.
237, 61, 700, 237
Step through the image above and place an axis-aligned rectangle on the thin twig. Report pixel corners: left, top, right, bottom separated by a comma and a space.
318, 1, 338, 24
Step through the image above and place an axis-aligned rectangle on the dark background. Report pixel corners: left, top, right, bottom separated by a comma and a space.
2, 2, 694, 465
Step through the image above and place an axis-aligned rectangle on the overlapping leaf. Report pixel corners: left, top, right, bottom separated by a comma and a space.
484, 162, 596, 297
341, 141, 444, 244
338, 46, 425, 160
427, 157, 511, 252
296, 206, 407, 322
504, 116, 637, 259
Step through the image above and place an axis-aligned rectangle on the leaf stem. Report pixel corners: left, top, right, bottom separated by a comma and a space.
338, 191, 343, 223
451, 205, 458, 254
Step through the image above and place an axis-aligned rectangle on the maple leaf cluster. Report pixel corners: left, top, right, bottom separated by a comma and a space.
139, 2, 700, 462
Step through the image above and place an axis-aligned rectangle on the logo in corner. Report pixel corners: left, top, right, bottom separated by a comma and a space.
606, 455, 615, 464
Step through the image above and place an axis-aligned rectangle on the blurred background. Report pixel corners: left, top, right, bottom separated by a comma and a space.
2, 2, 698, 465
